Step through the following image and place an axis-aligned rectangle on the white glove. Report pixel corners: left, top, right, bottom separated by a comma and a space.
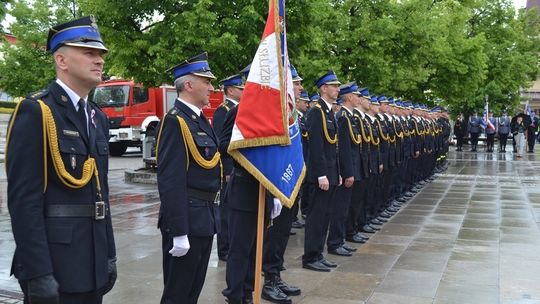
271, 198, 283, 219
169, 235, 190, 257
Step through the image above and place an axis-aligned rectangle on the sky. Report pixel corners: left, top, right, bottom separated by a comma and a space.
0, 0, 532, 32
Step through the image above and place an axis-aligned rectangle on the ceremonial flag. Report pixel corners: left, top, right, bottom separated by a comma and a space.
482, 101, 495, 131
227, 0, 305, 208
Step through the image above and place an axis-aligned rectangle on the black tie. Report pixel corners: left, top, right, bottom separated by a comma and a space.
77, 99, 88, 134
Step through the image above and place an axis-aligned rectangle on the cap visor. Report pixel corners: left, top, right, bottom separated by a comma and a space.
233, 85, 245, 89
293, 76, 303, 82
325, 80, 341, 85
64, 41, 108, 52
192, 71, 216, 80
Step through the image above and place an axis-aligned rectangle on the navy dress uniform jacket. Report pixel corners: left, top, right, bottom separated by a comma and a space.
353, 110, 370, 180
156, 99, 221, 238
6, 81, 115, 293
212, 98, 237, 177
305, 100, 340, 185
337, 108, 361, 180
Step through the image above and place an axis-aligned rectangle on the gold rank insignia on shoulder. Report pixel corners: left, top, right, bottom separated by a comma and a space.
61, 95, 68, 102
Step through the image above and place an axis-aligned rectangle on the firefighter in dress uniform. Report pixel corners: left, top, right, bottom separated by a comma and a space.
6, 16, 116, 304
156, 52, 222, 304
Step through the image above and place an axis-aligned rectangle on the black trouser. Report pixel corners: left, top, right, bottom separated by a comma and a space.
302, 184, 336, 264
20, 282, 103, 304
217, 181, 230, 259
263, 199, 295, 276
300, 183, 311, 216
456, 134, 464, 149
470, 132, 480, 150
365, 174, 378, 221
161, 234, 213, 304
528, 130, 536, 151
398, 158, 409, 195
486, 133, 495, 151
346, 179, 367, 237
499, 133, 508, 150
223, 208, 257, 302
327, 184, 353, 250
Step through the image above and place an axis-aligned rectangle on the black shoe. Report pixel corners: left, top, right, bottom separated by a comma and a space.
418, 180, 426, 185
379, 211, 391, 218
262, 278, 292, 304
279, 265, 286, 271
396, 197, 408, 203
289, 231, 296, 236
243, 295, 254, 304
320, 258, 338, 268
404, 191, 415, 196
341, 244, 357, 252
226, 298, 242, 304
362, 224, 377, 233
302, 261, 331, 272
346, 234, 366, 243
376, 216, 388, 222
387, 207, 399, 213
219, 255, 228, 262
291, 220, 304, 229
369, 224, 381, 231
329, 246, 353, 256
528, 150, 534, 153
276, 276, 301, 296
371, 218, 384, 225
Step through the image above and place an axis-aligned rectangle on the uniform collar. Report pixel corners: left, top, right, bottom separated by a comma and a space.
320, 97, 333, 112
177, 97, 201, 116
225, 97, 239, 106
56, 78, 86, 110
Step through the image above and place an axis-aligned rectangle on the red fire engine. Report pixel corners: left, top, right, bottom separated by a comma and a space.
90, 79, 223, 156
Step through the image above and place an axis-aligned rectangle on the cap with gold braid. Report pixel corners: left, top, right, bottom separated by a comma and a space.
167, 52, 216, 80
47, 16, 107, 53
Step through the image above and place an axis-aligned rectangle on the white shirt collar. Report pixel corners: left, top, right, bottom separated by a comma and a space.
320, 98, 333, 112
56, 79, 85, 110
343, 106, 354, 116
226, 97, 239, 106
178, 98, 201, 116
355, 108, 366, 118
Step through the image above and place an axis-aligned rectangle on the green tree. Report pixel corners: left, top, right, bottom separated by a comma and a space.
0, 0, 81, 96
0, 0, 9, 33
79, 0, 336, 87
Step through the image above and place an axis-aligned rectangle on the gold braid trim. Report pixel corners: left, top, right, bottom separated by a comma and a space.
36, 100, 98, 192
301, 131, 308, 138
393, 120, 404, 139
356, 115, 371, 142
344, 116, 361, 145
376, 119, 395, 143
413, 120, 423, 136
314, 104, 337, 144
176, 117, 223, 179
369, 120, 380, 146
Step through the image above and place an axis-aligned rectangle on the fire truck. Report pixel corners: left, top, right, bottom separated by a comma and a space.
90, 79, 223, 156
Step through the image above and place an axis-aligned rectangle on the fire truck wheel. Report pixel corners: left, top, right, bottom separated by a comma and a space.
109, 142, 128, 156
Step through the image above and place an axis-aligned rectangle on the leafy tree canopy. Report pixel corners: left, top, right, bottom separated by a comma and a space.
0, 0, 538, 116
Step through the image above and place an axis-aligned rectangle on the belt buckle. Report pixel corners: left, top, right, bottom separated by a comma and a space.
95, 201, 105, 220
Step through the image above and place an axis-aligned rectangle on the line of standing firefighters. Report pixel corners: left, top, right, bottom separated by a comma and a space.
213, 66, 452, 304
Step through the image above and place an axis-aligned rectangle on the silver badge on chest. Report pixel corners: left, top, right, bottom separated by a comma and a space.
71, 155, 76, 170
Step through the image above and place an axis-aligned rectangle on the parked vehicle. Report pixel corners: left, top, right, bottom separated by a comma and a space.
90, 79, 223, 157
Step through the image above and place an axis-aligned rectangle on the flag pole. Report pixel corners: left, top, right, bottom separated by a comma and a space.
254, 183, 266, 304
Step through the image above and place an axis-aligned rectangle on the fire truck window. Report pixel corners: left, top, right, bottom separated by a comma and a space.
134, 87, 149, 104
